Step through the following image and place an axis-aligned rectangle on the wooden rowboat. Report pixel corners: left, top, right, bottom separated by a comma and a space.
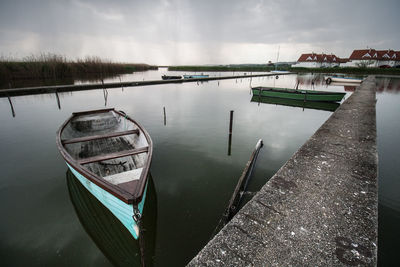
252, 86, 346, 102
56, 108, 153, 239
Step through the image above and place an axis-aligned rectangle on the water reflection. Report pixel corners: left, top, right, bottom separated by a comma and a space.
0, 74, 126, 90
7, 96, 15, 117
250, 95, 340, 112
1, 77, 75, 89
0, 70, 354, 266
55, 92, 61, 109
376, 77, 400, 92
66, 170, 158, 266
376, 81, 400, 265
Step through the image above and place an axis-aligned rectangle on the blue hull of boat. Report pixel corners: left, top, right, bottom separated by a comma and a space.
67, 163, 147, 239
183, 75, 209, 79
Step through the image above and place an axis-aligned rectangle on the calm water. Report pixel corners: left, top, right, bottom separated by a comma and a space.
0, 70, 396, 266
376, 77, 400, 266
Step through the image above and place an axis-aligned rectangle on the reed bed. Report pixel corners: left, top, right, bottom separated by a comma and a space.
0, 53, 157, 87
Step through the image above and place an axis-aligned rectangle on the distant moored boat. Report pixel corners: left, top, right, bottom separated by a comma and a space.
183, 74, 209, 79
161, 75, 182, 80
56, 108, 153, 239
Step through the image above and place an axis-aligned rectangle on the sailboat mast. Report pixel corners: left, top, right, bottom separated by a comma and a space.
275, 45, 280, 70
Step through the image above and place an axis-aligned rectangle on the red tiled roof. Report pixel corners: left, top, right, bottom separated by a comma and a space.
298, 53, 317, 62
349, 49, 400, 61
297, 53, 342, 63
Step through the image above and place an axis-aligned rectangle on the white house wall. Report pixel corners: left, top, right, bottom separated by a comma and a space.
292, 62, 321, 68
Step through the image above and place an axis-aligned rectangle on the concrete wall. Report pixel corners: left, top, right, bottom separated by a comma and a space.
188, 76, 378, 266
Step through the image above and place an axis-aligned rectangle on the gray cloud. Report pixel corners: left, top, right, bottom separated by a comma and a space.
0, 0, 399, 64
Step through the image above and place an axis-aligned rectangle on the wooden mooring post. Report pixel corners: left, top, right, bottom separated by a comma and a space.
7, 96, 15, 117
163, 107, 166, 126
228, 110, 234, 155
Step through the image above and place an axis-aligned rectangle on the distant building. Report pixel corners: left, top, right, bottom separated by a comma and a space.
291, 53, 342, 68
340, 49, 400, 68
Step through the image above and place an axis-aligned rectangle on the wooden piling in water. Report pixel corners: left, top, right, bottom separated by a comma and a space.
163, 107, 166, 126
7, 96, 15, 117
228, 110, 234, 155
229, 110, 234, 134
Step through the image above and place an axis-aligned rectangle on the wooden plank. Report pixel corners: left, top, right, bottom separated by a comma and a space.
78, 146, 148, 165
214, 139, 263, 235
225, 139, 263, 219
72, 108, 114, 116
0, 73, 295, 98
62, 129, 139, 144
103, 168, 143, 185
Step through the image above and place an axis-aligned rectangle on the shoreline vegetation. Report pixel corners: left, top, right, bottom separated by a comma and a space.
168, 65, 400, 75
0, 53, 157, 89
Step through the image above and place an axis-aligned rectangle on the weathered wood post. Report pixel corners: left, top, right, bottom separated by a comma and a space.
163, 106, 166, 126
228, 110, 234, 155
7, 96, 15, 117
214, 139, 263, 236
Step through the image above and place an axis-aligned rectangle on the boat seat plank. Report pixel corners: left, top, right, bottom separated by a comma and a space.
103, 168, 143, 185
62, 129, 139, 144
78, 146, 148, 165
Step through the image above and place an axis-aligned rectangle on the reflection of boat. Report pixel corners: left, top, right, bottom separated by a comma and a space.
327, 81, 359, 92
329, 81, 361, 87
343, 86, 357, 92
325, 76, 363, 84
183, 74, 209, 79
252, 87, 346, 102
67, 170, 157, 266
161, 75, 182, 80
270, 70, 290, 74
56, 108, 153, 239
251, 95, 340, 112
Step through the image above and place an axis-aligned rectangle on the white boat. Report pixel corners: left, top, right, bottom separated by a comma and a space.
270, 70, 291, 74
325, 76, 363, 84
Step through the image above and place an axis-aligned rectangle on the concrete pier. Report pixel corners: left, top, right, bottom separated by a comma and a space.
188, 76, 378, 266
0, 72, 292, 97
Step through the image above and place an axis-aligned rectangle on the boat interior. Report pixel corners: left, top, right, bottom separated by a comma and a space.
60, 110, 149, 190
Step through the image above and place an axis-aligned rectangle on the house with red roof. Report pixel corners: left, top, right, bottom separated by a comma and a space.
291, 53, 342, 68
341, 49, 400, 68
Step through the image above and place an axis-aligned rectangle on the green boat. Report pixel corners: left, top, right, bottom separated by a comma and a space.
251, 96, 340, 112
252, 86, 346, 102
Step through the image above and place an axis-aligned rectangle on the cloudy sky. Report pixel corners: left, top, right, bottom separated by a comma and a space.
0, 0, 399, 65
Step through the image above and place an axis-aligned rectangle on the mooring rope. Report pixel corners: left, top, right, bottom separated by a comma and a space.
134, 207, 146, 267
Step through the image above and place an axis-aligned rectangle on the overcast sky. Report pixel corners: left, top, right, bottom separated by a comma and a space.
0, 0, 399, 65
